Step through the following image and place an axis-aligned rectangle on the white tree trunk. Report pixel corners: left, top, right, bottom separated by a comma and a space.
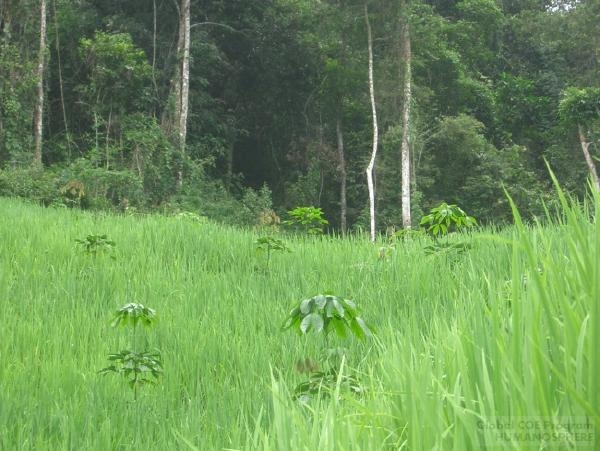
177, 0, 191, 187
400, 1, 412, 229
365, 3, 378, 242
33, 0, 47, 169
578, 124, 600, 191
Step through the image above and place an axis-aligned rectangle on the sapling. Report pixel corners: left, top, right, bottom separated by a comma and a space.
419, 202, 477, 258
75, 234, 116, 258
254, 236, 290, 271
282, 294, 373, 401
100, 303, 162, 400
419, 202, 477, 238
283, 206, 329, 235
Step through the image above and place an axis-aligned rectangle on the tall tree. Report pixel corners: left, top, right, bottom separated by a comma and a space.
162, 0, 190, 188
399, 0, 412, 228
365, 2, 379, 241
559, 87, 600, 191
33, 0, 47, 169
177, 0, 190, 187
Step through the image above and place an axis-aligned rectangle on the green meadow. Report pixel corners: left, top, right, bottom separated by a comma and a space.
1, 191, 598, 450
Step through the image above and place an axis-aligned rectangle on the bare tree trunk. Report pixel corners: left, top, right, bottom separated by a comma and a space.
52, 0, 71, 161
365, 3, 378, 242
33, 0, 47, 169
152, 0, 157, 73
400, 0, 412, 229
161, 0, 190, 188
151, 0, 159, 104
105, 108, 112, 170
578, 124, 600, 191
336, 116, 347, 235
177, 0, 191, 188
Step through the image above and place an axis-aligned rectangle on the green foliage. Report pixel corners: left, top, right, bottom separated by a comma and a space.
293, 360, 363, 402
75, 234, 115, 257
78, 32, 153, 115
0, 169, 61, 206
282, 293, 373, 402
1, 194, 599, 448
111, 303, 157, 328
254, 236, 290, 271
99, 350, 163, 390
282, 294, 372, 340
420, 202, 477, 237
100, 303, 162, 400
0, 42, 36, 164
61, 159, 144, 210
558, 87, 600, 126
284, 206, 329, 235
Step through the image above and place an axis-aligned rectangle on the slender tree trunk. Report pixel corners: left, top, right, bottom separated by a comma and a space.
105, 108, 112, 170
400, 0, 412, 229
151, 0, 159, 103
33, 0, 47, 169
336, 116, 347, 235
177, 0, 191, 188
152, 0, 157, 73
365, 3, 378, 242
578, 124, 600, 191
161, 0, 190, 188
53, 0, 71, 161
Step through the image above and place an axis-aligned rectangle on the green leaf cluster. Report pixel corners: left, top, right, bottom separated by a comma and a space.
293, 367, 363, 401
75, 234, 116, 256
419, 202, 477, 237
254, 236, 290, 253
284, 206, 329, 235
99, 350, 163, 389
111, 303, 157, 328
558, 87, 600, 126
282, 294, 372, 340
100, 302, 161, 400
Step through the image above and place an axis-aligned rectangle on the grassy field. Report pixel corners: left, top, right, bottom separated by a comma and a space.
0, 191, 598, 450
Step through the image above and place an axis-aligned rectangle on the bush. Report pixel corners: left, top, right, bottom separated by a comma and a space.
60, 159, 144, 210
0, 168, 62, 206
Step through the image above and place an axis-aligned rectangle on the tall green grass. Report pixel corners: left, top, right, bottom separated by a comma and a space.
0, 191, 597, 450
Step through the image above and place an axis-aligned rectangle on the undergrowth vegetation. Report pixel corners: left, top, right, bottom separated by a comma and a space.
0, 185, 597, 450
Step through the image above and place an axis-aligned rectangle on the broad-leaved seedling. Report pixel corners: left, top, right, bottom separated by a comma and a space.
100, 303, 163, 400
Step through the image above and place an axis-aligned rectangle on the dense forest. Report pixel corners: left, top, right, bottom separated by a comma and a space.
1, 0, 598, 231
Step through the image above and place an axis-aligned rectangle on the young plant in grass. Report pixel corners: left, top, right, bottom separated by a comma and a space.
379, 228, 425, 261
284, 206, 329, 235
254, 236, 290, 272
100, 303, 163, 400
420, 202, 477, 237
75, 234, 116, 258
420, 202, 476, 257
282, 294, 373, 402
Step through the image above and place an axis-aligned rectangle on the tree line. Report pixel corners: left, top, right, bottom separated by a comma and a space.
0, 0, 598, 232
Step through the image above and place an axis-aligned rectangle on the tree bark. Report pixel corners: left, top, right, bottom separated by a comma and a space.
33, 0, 47, 169
578, 124, 600, 191
336, 116, 347, 235
400, 0, 412, 229
161, 0, 190, 188
177, 0, 191, 188
365, 3, 378, 242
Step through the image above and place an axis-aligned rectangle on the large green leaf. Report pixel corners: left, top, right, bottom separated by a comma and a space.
300, 313, 324, 334
299, 298, 312, 315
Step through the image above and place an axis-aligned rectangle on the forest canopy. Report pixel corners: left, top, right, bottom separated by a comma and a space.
0, 0, 598, 231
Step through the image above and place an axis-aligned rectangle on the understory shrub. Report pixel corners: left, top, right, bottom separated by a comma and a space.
60, 159, 144, 210
0, 168, 62, 206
